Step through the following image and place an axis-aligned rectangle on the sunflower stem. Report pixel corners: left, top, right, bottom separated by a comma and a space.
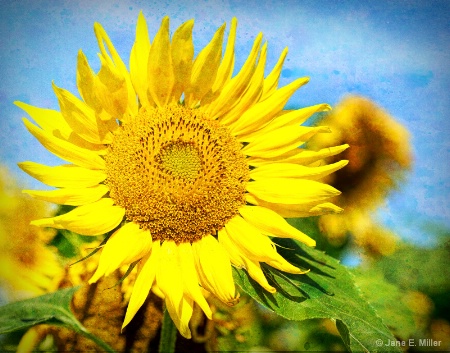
159, 305, 177, 353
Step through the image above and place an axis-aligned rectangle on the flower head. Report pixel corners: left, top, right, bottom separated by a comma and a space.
309, 95, 412, 251
18, 13, 347, 338
0, 167, 62, 299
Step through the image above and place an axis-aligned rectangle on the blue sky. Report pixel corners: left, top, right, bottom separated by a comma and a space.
0, 0, 449, 245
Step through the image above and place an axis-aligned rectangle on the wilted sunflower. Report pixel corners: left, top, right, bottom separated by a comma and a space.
17, 13, 347, 338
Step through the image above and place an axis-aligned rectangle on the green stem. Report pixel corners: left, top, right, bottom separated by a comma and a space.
159, 306, 177, 353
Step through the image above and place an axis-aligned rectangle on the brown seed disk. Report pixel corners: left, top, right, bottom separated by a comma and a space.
105, 104, 249, 243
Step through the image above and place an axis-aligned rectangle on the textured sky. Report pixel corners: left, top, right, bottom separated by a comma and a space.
0, 0, 449, 245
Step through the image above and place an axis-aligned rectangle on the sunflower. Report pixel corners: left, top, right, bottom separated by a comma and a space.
17, 13, 348, 338
0, 167, 62, 299
309, 95, 412, 251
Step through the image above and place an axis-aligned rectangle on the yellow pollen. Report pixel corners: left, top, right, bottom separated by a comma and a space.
157, 141, 202, 181
105, 104, 249, 243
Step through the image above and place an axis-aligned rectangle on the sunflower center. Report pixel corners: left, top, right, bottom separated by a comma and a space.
156, 141, 202, 181
105, 104, 249, 243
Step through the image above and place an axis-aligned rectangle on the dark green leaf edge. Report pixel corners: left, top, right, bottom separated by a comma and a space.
0, 286, 115, 352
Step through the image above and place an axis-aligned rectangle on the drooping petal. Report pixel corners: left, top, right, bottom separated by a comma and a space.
224, 216, 304, 275
147, 17, 174, 107
90, 222, 152, 283
18, 162, 106, 188
249, 160, 349, 181
170, 20, 194, 103
218, 229, 276, 293
52, 82, 114, 144
129, 11, 152, 108
23, 184, 109, 206
238, 205, 316, 246
230, 76, 310, 137
22, 118, 105, 170
178, 243, 212, 319
185, 23, 225, 107
30, 198, 124, 236
156, 241, 186, 335
242, 125, 331, 158
192, 235, 237, 305
123, 241, 160, 329
261, 47, 288, 100
246, 178, 340, 205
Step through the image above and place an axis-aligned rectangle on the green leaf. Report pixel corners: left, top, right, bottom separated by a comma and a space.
233, 238, 401, 353
352, 268, 417, 340
0, 286, 115, 352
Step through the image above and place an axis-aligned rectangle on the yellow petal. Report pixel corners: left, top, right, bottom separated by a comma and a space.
261, 47, 288, 100
147, 17, 174, 107
178, 243, 212, 319
23, 184, 109, 206
231, 76, 310, 137
238, 205, 316, 246
218, 229, 275, 293
247, 144, 350, 166
206, 32, 263, 118
246, 193, 343, 218
30, 198, 124, 236
242, 125, 331, 158
246, 178, 340, 205
77, 50, 103, 113
18, 162, 106, 188
217, 228, 246, 268
224, 215, 279, 263
211, 17, 237, 93
52, 82, 114, 144
170, 20, 194, 103
250, 160, 349, 181
262, 103, 332, 133
94, 22, 138, 115
165, 296, 193, 339
192, 235, 237, 304
123, 241, 160, 329
95, 55, 129, 119
309, 202, 344, 215
130, 11, 152, 108
156, 241, 185, 333
220, 41, 267, 126
22, 118, 106, 170
90, 222, 152, 283
14, 101, 72, 138
185, 23, 225, 107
